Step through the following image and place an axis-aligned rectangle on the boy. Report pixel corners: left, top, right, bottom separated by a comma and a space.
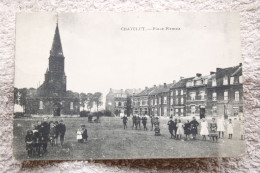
122, 115, 128, 129
25, 129, 34, 158
154, 124, 161, 136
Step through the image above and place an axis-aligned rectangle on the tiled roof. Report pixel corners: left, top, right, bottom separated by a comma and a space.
216, 64, 241, 78
172, 77, 194, 88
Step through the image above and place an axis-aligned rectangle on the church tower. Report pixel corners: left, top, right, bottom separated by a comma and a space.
39, 21, 67, 96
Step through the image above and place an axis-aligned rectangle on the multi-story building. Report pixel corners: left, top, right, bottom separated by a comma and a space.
133, 87, 154, 115
170, 77, 193, 117
207, 63, 243, 118
148, 83, 173, 116
186, 73, 215, 118
105, 88, 141, 115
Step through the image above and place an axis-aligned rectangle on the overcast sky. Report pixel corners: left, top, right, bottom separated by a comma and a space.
15, 13, 242, 105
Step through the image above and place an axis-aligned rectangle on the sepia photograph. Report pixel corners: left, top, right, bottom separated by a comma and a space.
13, 13, 245, 160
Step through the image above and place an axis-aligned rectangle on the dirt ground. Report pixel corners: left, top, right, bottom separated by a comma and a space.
13, 117, 246, 160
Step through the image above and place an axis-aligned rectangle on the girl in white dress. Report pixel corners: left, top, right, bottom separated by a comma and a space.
176, 120, 184, 140
217, 116, 225, 138
200, 118, 209, 140
227, 119, 234, 139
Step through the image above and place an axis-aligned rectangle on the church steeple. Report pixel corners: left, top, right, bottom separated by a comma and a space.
50, 20, 63, 56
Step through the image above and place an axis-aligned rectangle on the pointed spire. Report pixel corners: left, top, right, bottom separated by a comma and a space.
50, 17, 63, 57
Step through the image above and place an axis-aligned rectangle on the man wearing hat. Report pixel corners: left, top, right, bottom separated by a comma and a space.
41, 117, 50, 154
167, 117, 175, 139
57, 119, 66, 146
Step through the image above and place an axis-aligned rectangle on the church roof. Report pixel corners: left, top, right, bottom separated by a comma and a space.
50, 22, 63, 57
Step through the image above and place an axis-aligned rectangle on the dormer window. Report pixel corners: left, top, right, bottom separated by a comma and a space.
212, 78, 217, 86
230, 77, 234, 84
223, 76, 228, 85
39, 101, 44, 109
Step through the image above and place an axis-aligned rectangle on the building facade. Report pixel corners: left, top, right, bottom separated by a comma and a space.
207, 64, 243, 118
25, 22, 80, 116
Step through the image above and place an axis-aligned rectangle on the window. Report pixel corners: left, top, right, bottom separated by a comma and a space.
190, 92, 196, 101
200, 91, 205, 100
191, 105, 196, 114
171, 91, 174, 96
159, 97, 161, 104
213, 106, 217, 113
212, 92, 217, 101
164, 107, 167, 116
118, 102, 122, 106
239, 76, 243, 83
170, 98, 173, 105
223, 76, 228, 85
70, 102, 73, 110
176, 98, 178, 104
176, 90, 178, 95
181, 108, 183, 113
230, 77, 234, 84
151, 99, 153, 105
196, 80, 202, 85
204, 79, 208, 84
224, 91, 228, 101
39, 101, 43, 109
163, 96, 167, 104
155, 99, 157, 105
175, 109, 179, 113
181, 98, 184, 104
212, 78, 217, 86
235, 91, 239, 101
181, 90, 183, 95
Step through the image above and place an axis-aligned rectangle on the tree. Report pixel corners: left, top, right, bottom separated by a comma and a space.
93, 92, 103, 111
80, 93, 87, 110
18, 88, 28, 113
114, 109, 120, 117
126, 96, 132, 117
86, 93, 94, 111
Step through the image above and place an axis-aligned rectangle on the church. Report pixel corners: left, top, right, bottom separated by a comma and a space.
25, 22, 80, 116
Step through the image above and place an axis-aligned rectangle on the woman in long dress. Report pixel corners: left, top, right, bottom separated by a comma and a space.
217, 116, 225, 138
200, 118, 209, 140
176, 119, 184, 140
227, 119, 234, 139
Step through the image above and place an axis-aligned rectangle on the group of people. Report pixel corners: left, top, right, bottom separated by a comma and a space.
25, 118, 66, 158
121, 114, 245, 142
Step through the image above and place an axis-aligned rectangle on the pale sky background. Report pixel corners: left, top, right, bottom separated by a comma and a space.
15, 13, 242, 108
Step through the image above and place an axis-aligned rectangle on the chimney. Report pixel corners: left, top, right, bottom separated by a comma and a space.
239, 63, 242, 67
180, 77, 184, 80
164, 83, 167, 88
210, 71, 215, 75
153, 85, 156, 89
196, 73, 202, 77
173, 80, 176, 84
216, 68, 221, 72
145, 86, 148, 90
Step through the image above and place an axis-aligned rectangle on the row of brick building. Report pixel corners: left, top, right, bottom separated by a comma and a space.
105, 63, 243, 118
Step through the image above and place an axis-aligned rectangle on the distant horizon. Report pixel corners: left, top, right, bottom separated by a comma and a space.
15, 13, 242, 108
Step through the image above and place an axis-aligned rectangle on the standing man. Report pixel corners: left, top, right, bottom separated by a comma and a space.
122, 115, 128, 129
142, 115, 148, 131
136, 115, 141, 130
57, 119, 66, 147
150, 115, 155, 131
41, 117, 50, 154
167, 117, 175, 139
173, 119, 178, 139
132, 115, 137, 129
190, 117, 199, 140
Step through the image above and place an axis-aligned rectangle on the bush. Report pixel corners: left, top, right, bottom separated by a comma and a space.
103, 110, 113, 117
80, 111, 90, 117
14, 112, 25, 118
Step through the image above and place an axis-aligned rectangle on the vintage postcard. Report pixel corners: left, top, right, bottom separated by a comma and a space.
13, 13, 245, 160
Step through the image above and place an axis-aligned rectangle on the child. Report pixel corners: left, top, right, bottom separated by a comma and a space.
184, 120, 191, 140
122, 115, 128, 129
176, 119, 184, 140
200, 118, 209, 141
154, 124, 161, 136
49, 122, 56, 146
227, 119, 234, 139
25, 129, 34, 158
217, 116, 225, 138
76, 127, 83, 143
209, 118, 218, 142
82, 125, 88, 143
